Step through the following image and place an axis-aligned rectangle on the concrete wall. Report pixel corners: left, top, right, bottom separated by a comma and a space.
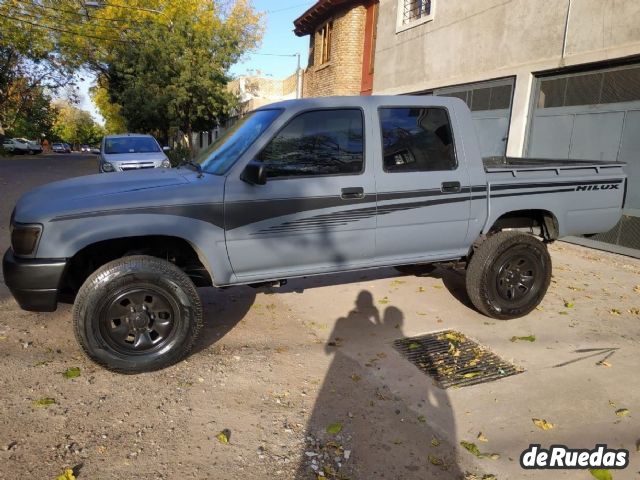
373, 0, 640, 155
302, 5, 367, 97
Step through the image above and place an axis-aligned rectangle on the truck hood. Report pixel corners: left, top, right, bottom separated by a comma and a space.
13, 169, 195, 223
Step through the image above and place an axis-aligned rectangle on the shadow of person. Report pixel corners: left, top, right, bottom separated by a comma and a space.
296, 291, 462, 479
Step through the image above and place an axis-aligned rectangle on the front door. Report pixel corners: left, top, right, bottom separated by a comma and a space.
225, 108, 376, 280
374, 106, 472, 263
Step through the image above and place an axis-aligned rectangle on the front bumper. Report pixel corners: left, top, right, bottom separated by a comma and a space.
2, 249, 67, 312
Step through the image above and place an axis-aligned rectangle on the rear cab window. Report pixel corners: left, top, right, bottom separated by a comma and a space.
379, 107, 457, 172
256, 109, 365, 178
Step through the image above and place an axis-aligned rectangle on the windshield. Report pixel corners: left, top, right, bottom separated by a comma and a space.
196, 109, 282, 175
105, 136, 160, 154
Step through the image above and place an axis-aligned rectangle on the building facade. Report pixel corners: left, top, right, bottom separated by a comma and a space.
294, 0, 379, 97
372, 0, 640, 254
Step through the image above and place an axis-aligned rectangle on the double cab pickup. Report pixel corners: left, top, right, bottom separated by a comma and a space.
3, 96, 626, 372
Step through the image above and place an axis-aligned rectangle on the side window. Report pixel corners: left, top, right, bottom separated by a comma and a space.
379, 107, 456, 172
257, 109, 364, 178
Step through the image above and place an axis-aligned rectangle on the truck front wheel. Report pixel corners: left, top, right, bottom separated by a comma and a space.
73, 255, 203, 373
465, 232, 551, 319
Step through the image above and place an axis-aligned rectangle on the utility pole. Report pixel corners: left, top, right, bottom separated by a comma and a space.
296, 52, 303, 99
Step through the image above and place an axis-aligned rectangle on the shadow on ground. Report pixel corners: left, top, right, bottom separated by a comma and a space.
294, 290, 463, 479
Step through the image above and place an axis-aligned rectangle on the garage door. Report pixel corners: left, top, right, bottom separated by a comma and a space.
527, 64, 640, 252
434, 78, 514, 157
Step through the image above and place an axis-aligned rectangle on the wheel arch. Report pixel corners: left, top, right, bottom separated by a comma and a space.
59, 234, 213, 301
483, 209, 560, 241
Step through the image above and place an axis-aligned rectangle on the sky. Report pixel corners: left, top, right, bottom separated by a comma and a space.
76, 0, 314, 124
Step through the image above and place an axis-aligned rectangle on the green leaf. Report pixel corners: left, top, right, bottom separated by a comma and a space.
215, 429, 231, 444
62, 367, 81, 379
589, 469, 613, 480
510, 335, 536, 342
460, 441, 481, 457
326, 422, 343, 435
408, 342, 420, 350
55, 468, 76, 480
33, 397, 56, 407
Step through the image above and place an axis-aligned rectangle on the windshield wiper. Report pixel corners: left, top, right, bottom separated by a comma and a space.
178, 158, 204, 178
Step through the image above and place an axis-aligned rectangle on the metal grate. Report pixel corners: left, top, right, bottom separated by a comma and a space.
402, 0, 432, 25
393, 330, 523, 389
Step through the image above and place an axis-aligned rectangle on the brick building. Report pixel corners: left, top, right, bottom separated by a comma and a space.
294, 0, 379, 97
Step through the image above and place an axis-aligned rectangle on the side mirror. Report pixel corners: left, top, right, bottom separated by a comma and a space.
162, 145, 171, 151
241, 160, 267, 185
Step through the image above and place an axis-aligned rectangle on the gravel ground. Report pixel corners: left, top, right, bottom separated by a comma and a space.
1, 155, 638, 479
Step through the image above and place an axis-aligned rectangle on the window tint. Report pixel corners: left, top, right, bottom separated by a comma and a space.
257, 109, 364, 178
379, 107, 456, 172
105, 136, 160, 154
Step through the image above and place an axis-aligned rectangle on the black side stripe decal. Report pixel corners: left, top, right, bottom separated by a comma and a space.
491, 178, 623, 191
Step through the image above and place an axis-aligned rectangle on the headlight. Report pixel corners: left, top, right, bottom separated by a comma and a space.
11, 224, 42, 256
102, 162, 114, 172
161, 159, 171, 168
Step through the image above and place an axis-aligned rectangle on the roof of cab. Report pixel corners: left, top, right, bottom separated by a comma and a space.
255, 95, 467, 112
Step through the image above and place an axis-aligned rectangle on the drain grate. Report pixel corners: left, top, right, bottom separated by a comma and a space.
393, 330, 523, 389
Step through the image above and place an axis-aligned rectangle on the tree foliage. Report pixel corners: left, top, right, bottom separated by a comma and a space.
52, 101, 105, 145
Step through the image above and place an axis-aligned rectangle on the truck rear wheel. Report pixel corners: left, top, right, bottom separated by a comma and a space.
73, 255, 203, 373
465, 231, 551, 319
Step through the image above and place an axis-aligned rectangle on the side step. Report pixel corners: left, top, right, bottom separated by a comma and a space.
248, 279, 288, 289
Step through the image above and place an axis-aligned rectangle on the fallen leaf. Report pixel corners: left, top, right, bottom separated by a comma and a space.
634, 285, 640, 293
378, 297, 390, 305
482, 475, 497, 480
326, 423, 343, 435
510, 335, 536, 342
55, 469, 76, 480
417, 287, 426, 293
589, 469, 613, 480
564, 301, 575, 308
559, 311, 568, 315
0, 335, 7, 340
463, 372, 481, 379
431, 437, 440, 447
532, 418, 554, 430
428, 454, 443, 465
477, 432, 488, 442
597, 360, 612, 367
62, 367, 81, 379
432, 285, 443, 289
33, 397, 56, 408
408, 342, 420, 350
615, 408, 629, 417
609, 308, 621, 316
460, 441, 482, 457
327, 337, 343, 347
609, 400, 616, 407
487, 453, 500, 460
417, 415, 426, 423
629, 307, 639, 315
215, 429, 231, 444
350, 374, 361, 382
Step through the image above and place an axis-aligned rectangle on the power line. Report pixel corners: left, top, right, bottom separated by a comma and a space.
266, 2, 314, 14
10, 1, 137, 31
87, 1, 163, 14
0, 11, 138, 43
14, 0, 150, 27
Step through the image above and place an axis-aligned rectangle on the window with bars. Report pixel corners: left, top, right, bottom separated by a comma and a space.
398, 0, 433, 29
318, 21, 333, 64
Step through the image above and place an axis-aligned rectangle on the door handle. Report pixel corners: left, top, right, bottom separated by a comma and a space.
441, 181, 461, 193
341, 187, 365, 199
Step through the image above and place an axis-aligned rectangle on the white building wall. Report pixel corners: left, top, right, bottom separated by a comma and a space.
373, 0, 640, 156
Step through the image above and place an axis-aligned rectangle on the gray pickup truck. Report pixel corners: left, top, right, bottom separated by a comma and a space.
3, 96, 626, 372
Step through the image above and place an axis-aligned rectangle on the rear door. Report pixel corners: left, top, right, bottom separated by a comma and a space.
224, 107, 377, 280
374, 104, 472, 263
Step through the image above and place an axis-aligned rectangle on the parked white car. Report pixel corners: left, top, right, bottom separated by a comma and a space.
2, 138, 41, 154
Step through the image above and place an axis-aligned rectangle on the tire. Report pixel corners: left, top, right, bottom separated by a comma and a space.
465, 231, 551, 320
73, 255, 203, 373
395, 264, 437, 276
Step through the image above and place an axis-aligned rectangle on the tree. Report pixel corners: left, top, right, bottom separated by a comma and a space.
90, 0, 263, 148
90, 81, 126, 134
52, 101, 105, 145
